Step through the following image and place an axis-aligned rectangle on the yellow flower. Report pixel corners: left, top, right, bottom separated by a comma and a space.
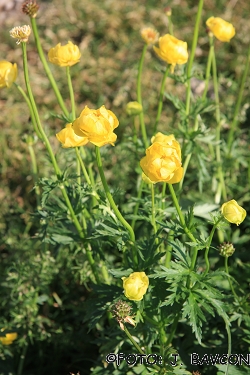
153, 34, 188, 72
221, 199, 246, 226
72, 105, 119, 147
48, 41, 81, 67
0, 331, 17, 346
56, 123, 89, 148
122, 272, 149, 301
141, 27, 159, 45
10, 25, 31, 44
140, 132, 183, 184
0, 60, 18, 88
206, 17, 235, 42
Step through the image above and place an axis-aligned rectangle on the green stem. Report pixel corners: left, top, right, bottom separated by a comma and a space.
75, 147, 92, 186
151, 183, 159, 246
17, 343, 28, 375
224, 257, 239, 302
30, 17, 69, 118
224, 317, 232, 375
137, 44, 149, 148
21, 42, 100, 283
123, 325, 161, 372
211, 36, 227, 202
227, 44, 250, 155
131, 177, 144, 230
167, 13, 174, 36
204, 217, 223, 276
28, 141, 41, 208
66, 66, 75, 120
168, 184, 199, 271
95, 147, 135, 242
185, 0, 204, 119
166, 311, 181, 346
202, 42, 214, 101
14, 83, 42, 139
165, 230, 174, 267
153, 67, 169, 134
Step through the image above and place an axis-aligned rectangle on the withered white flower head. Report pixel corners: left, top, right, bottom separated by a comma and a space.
10, 25, 31, 44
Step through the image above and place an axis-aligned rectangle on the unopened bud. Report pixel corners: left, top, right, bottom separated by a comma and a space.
126, 101, 143, 116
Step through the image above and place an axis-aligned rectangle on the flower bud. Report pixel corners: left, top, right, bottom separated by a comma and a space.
221, 199, 246, 226
48, 41, 81, 67
219, 242, 235, 257
122, 272, 149, 301
126, 101, 143, 116
206, 17, 235, 42
141, 27, 159, 45
153, 34, 188, 73
164, 7, 172, 17
0, 60, 17, 88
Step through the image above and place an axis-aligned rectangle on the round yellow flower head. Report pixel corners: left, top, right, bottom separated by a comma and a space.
56, 123, 89, 148
126, 101, 143, 116
122, 272, 149, 301
0, 331, 17, 346
72, 105, 119, 147
221, 199, 246, 226
140, 132, 183, 184
0, 60, 18, 88
206, 17, 235, 42
153, 34, 188, 72
141, 27, 159, 45
48, 41, 81, 67
10, 25, 31, 44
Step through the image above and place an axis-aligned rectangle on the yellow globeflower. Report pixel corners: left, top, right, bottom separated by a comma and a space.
140, 132, 183, 184
72, 105, 119, 147
221, 199, 246, 226
206, 17, 235, 42
122, 272, 149, 301
0, 60, 18, 88
56, 123, 89, 148
141, 27, 159, 45
0, 331, 17, 346
153, 34, 188, 72
48, 41, 81, 67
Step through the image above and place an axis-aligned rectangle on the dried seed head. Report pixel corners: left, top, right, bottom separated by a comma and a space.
22, 0, 39, 18
219, 242, 235, 257
10, 25, 31, 44
110, 300, 136, 330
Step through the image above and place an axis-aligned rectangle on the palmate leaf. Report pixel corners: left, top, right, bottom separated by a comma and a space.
182, 291, 206, 344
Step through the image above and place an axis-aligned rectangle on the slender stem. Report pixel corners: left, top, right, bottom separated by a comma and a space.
30, 17, 69, 118
137, 44, 149, 148
153, 67, 169, 134
151, 184, 159, 246
165, 230, 174, 267
95, 148, 135, 242
224, 257, 239, 302
66, 66, 75, 120
202, 43, 214, 101
28, 141, 41, 208
224, 319, 231, 375
204, 217, 223, 276
131, 178, 144, 230
167, 13, 174, 36
75, 147, 92, 185
185, 0, 204, 119
166, 311, 181, 346
211, 36, 227, 202
21, 42, 100, 283
14, 83, 42, 139
17, 343, 28, 375
227, 44, 250, 155
123, 325, 161, 372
